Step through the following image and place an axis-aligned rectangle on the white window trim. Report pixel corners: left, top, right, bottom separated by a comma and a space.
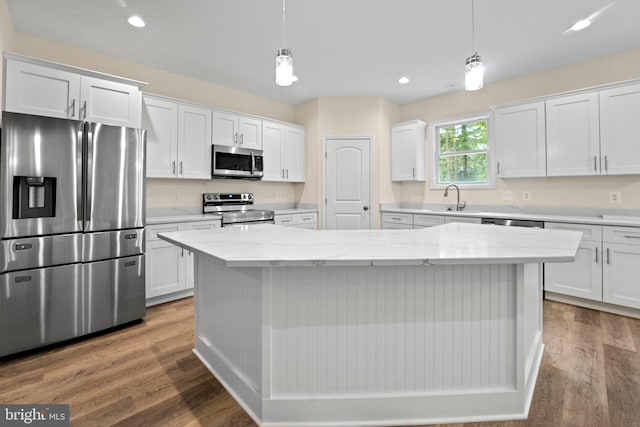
429, 112, 495, 190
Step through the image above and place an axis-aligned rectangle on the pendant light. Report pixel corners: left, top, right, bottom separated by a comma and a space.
275, 0, 293, 86
465, 0, 483, 91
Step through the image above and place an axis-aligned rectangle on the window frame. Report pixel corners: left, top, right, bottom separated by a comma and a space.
429, 113, 495, 190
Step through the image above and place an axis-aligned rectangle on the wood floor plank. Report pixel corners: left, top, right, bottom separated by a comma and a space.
2, 297, 640, 426
601, 311, 637, 352
560, 319, 610, 427
603, 343, 640, 427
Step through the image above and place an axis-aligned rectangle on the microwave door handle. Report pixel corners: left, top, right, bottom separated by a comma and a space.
250, 152, 254, 175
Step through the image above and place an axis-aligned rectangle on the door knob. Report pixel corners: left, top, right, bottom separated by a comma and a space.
363, 206, 369, 211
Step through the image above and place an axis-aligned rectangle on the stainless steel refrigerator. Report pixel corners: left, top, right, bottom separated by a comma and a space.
0, 111, 146, 356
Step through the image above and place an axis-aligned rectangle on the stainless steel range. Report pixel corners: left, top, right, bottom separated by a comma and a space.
203, 193, 274, 227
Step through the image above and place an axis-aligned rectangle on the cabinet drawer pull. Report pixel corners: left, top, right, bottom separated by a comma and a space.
623, 235, 640, 239
391, 217, 402, 221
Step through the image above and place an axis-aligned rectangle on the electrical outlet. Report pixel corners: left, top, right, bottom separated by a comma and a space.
502, 190, 513, 201
275, 192, 282, 200
522, 191, 532, 201
610, 191, 622, 204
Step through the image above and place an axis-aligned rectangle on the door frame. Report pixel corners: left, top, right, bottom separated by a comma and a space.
321, 136, 374, 230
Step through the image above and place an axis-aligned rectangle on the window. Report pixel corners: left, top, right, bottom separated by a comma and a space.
431, 115, 493, 188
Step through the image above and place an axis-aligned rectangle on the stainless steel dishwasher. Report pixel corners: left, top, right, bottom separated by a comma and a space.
481, 217, 544, 228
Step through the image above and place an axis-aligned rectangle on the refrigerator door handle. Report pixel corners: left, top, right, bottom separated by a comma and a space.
84, 122, 93, 227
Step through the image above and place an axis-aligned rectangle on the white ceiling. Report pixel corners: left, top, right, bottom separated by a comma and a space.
6, 0, 640, 106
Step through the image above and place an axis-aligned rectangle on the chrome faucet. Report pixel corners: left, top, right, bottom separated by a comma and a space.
443, 184, 466, 211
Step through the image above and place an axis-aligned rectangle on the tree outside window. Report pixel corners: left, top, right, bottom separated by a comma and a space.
436, 118, 488, 185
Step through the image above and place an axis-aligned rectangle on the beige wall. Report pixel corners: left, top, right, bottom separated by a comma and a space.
0, 0, 15, 108
294, 97, 400, 227
399, 48, 640, 209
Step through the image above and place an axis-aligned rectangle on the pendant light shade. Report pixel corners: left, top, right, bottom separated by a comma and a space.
276, 48, 293, 87
465, 53, 483, 91
465, 0, 483, 91
275, 0, 293, 87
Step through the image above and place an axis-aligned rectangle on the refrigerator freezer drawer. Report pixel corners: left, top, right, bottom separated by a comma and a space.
83, 254, 145, 334
0, 234, 83, 273
82, 228, 145, 263
0, 264, 83, 356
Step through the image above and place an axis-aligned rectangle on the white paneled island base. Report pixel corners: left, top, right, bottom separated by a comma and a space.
159, 224, 581, 426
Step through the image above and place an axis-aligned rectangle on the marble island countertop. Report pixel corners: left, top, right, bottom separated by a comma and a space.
158, 222, 581, 267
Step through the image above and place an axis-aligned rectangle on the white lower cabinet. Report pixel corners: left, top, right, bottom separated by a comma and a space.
146, 220, 220, 305
275, 212, 318, 229
602, 227, 640, 309
381, 212, 414, 229
444, 216, 482, 224
545, 223, 640, 310
413, 214, 445, 228
544, 223, 603, 301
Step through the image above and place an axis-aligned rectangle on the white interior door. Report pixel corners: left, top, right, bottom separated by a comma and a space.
324, 138, 371, 230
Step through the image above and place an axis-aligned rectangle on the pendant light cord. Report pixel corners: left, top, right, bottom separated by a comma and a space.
471, 0, 476, 54
282, 0, 286, 47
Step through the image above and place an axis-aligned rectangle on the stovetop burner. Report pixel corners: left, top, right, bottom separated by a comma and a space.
203, 192, 274, 226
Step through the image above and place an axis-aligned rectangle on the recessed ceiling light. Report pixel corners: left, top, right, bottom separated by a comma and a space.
398, 76, 410, 84
292, 75, 299, 82
128, 16, 146, 28
569, 19, 591, 31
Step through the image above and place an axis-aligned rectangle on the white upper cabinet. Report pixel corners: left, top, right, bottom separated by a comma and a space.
142, 96, 178, 178
79, 77, 141, 128
599, 83, 640, 175
212, 111, 262, 150
262, 121, 305, 182
494, 101, 546, 178
4, 55, 143, 128
177, 104, 212, 179
142, 94, 211, 179
283, 126, 305, 182
546, 92, 600, 177
390, 120, 426, 181
4, 60, 80, 120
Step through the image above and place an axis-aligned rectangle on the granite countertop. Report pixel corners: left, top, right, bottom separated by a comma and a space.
146, 213, 222, 225
273, 208, 318, 215
158, 222, 581, 267
381, 207, 640, 228
147, 207, 317, 225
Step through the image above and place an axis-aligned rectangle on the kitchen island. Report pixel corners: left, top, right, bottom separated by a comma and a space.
158, 223, 581, 426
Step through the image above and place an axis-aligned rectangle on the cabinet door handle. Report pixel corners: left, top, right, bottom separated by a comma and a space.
595, 246, 599, 264
606, 247, 610, 265
172, 161, 176, 174
70, 99, 76, 117
594, 156, 597, 172
82, 100, 87, 119
240, 133, 244, 144
604, 155, 609, 172
281, 168, 285, 178
497, 162, 501, 176
286, 169, 289, 179
412, 167, 415, 178
233, 132, 238, 145
181, 248, 184, 257
180, 161, 183, 175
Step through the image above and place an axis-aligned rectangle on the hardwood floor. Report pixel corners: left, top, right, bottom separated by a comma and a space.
1, 298, 639, 427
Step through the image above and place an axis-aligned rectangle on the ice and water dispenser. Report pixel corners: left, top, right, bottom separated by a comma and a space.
12, 176, 56, 219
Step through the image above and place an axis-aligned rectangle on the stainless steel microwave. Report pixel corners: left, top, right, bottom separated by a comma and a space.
211, 145, 264, 180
